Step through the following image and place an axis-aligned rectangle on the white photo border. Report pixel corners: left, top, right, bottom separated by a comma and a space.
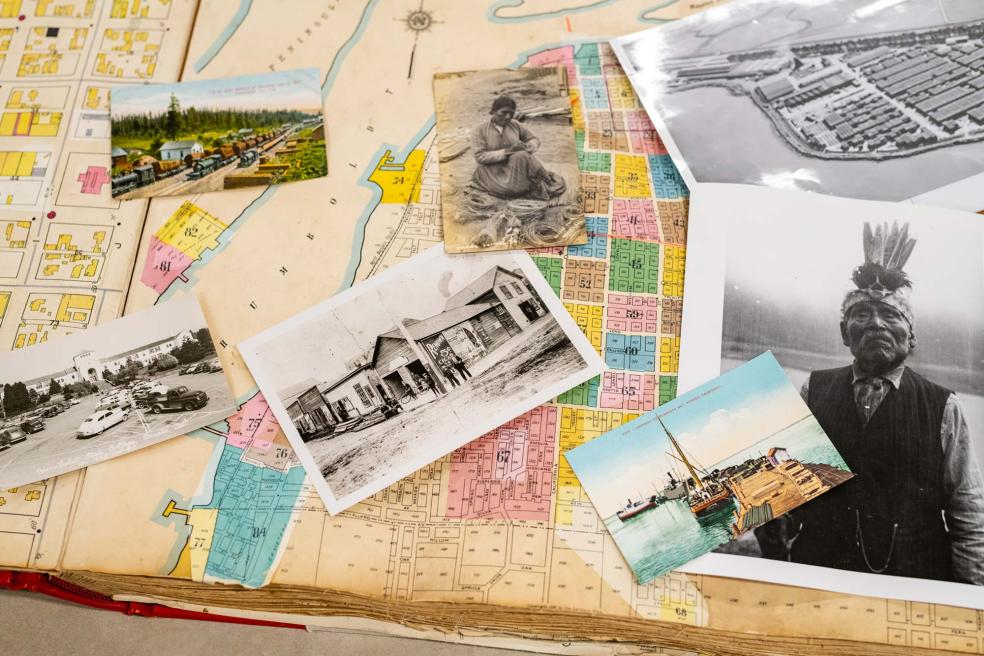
677, 183, 984, 609
239, 244, 605, 515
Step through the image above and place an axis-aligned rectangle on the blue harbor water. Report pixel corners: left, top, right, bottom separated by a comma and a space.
605, 496, 737, 584
606, 416, 849, 584
665, 85, 984, 202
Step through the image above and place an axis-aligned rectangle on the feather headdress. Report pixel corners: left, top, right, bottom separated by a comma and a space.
841, 221, 916, 328
851, 221, 916, 298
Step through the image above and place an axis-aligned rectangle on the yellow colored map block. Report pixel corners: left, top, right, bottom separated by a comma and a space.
0, 151, 37, 177
111, 0, 169, 19
570, 88, 584, 131
0, 0, 19, 18
563, 302, 603, 356
3, 220, 29, 248
155, 201, 228, 258
0, 291, 9, 320
53, 293, 94, 323
613, 154, 650, 199
662, 245, 685, 297
188, 507, 219, 582
368, 149, 425, 204
0, 111, 61, 137
659, 336, 680, 374
556, 408, 638, 526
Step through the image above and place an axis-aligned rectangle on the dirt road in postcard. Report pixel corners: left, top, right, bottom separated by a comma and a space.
306, 318, 584, 498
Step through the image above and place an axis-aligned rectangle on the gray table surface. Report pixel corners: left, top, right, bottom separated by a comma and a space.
0, 589, 531, 656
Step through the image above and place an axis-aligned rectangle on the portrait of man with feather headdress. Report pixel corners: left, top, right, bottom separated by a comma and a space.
755, 222, 984, 584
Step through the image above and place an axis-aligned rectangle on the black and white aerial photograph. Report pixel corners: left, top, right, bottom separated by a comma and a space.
611, 0, 984, 207
0, 296, 235, 487
677, 183, 984, 608
433, 67, 586, 253
240, 246, 603, 514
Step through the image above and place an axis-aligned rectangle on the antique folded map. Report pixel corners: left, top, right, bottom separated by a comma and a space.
1, 2, 982, 654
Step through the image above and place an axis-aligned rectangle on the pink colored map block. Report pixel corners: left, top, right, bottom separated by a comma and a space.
606, 293, 660, 333
140, 236, 194, 294
611, 198, 659, 240
617, 109, 668, 156
445, 405, 557, 521
527, 45, 577, 85
600, 372, 657, 412
225, 392, 280, 450
77, 166, 110, 194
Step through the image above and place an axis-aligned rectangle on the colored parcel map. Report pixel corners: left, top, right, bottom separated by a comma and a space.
4, 1, 984, 653
0, 0, 197, 573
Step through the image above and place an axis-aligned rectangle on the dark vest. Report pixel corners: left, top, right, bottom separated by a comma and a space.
791, 365, 952, 580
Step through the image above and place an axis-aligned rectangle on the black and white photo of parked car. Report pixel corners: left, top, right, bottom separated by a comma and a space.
0, 296, 236, 487
241, 245, 604, 514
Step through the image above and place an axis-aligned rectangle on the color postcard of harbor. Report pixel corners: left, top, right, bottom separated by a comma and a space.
567, 352, 852, 584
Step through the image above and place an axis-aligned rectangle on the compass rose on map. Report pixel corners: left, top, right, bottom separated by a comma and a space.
398, 2, 440, 79
403, 8, 433, 32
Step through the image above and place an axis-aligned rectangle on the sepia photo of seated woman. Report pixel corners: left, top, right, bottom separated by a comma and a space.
470, 95, 567, 201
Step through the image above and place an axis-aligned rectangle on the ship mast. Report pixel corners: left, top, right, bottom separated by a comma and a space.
658, 415, 704, 490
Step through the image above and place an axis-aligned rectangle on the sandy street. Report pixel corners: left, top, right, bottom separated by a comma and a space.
306, 317, 586, 499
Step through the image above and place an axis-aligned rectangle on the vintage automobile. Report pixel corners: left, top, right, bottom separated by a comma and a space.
145, 386, 208, 413
132, 381, 169, 403
0, 425, 27, 451
188, 360, 222, 374
178, 364, 196, 375
20, 416, 45, 433
38, 405, 61, 418
76, 408, 129, 439
96, 397, 134, 413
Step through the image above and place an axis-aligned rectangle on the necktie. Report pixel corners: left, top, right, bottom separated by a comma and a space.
856, 377, 886, 424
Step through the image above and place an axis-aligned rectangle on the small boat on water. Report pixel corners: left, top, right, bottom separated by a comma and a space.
616, 494, 663, 521
658, 415, 735, 517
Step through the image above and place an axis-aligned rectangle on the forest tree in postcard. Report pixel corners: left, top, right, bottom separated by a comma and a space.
110, 68, 326, 199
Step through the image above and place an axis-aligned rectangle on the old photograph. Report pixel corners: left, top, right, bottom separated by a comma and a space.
433, 67, 586, 253
0, 296, 236, 487
111, 68, 326, 199
611, 0, 984, 210
678, 184, 984, 608
240, 246, 604, 514
568, 352, 851, 584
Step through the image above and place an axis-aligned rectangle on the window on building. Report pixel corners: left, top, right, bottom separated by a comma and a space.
511, 282, 524, 296
354, 383, 372, 407
499, 284, 513, 300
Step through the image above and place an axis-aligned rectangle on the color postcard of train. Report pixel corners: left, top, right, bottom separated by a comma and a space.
110, 68, 327, 199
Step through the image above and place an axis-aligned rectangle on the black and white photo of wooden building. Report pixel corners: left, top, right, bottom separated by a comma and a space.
242, 247, 603, 514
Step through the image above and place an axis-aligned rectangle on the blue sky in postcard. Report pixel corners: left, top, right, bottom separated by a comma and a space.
567, 352, 814, 516
111, 68, 323, 117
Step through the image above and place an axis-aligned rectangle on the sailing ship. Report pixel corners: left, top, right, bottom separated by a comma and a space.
657, 415, 734, 516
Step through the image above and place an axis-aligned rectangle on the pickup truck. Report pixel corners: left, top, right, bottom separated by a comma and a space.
145, 386, 208, 413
